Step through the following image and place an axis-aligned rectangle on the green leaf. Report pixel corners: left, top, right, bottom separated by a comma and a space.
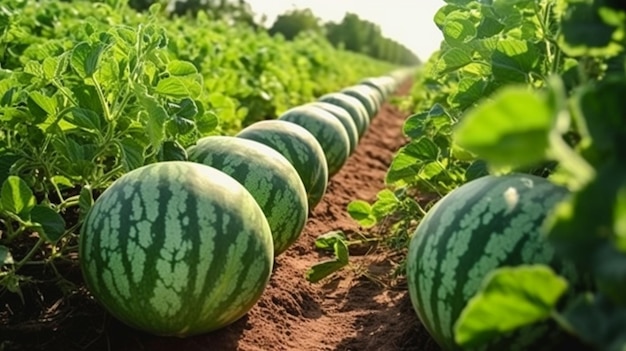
334, 238, 349, 263
118, 138, 145, 172
79, 186, 94, 218
305, 259, 349, 283
454, 265, 569, 348
314, 231, 346, 250
403, 112, 428, 138
436, 48, 473, 74
174, 98, 199, 119
404, 137, 440, 161
166, 116, 195, 136
449, 78, 487, 110
85, 42, 109, 77
0, 245, 14, 265
156, 76, 202, 98
70, 42, 90, 78
157, 140, 188, 162
419, 161, 446, 180
491, 39, 540, 84
136, 90, 168, 148
1, 176, 36, 216
347, 200, 376, 228
28, 91, 57, 116
196, 110, 219, 134
64, 107, 102, 133
386, 150, 422, 185
167, 60, 198, 76
30, 205, 66, 243
371, 189, 400, 220
561, 293, 626, 350
454, 86, 552, 169
443, 17, 477, 44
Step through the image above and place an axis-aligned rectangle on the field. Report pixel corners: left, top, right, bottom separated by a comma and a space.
2, 0, 626, 350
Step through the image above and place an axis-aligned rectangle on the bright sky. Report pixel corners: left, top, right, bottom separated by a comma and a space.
245, 0, 445, 61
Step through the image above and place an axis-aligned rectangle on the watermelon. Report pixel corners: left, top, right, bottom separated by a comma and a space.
79, 161, 273, 337
302, 102, 359, 155
359, 77, 390, 100
340, 85, 381, 119
278, 106, 350, 177
187, 136, 308, 256
406, 174, 582, 351
235, 120, 328, 209
318, 93, 370, 139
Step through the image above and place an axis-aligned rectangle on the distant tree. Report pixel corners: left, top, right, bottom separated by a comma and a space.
268, 8, 322, 40
128, 0, 257, 26
325, 12, 420, 65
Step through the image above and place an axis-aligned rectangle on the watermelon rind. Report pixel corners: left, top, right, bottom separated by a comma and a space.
80, 161, 273, 337
187, 136, 308, 256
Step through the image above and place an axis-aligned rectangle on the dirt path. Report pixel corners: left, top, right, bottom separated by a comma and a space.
1, 81, 441, 351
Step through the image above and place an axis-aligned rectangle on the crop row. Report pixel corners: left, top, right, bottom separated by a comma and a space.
0, 0, 403, 317
348, 1, 626, 350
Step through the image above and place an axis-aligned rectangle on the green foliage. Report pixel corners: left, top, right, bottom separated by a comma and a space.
347, 0, 626, 348
325, 13, 421, 66
268, 8, 323, 40
0, 0, 394, 297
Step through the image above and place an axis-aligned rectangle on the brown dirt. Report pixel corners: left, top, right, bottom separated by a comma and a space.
0, 81, 441, 351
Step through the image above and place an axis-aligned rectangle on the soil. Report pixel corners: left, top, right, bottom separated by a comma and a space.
0, 81, 441, 351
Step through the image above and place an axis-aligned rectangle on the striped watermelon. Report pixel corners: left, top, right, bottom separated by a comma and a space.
318, 93, 370, 139
278, 106, 350, 177
79, 161, 273, 337
407, 174, 582, 351
359, 76, 395, 100
302, 102, 359, 155
341, 85, 381, 119
187, 136, 308, 256
235, 120, 328, 209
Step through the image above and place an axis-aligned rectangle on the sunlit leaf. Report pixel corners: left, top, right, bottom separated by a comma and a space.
454, 265, 568, 348
1, 176, 36, 216
454, 87, 552, 169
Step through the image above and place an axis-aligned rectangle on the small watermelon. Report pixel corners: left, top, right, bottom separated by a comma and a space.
278, 106, 350, 177
236, 120, 328, 209
407, 173, 582, 351
302, 102, 359, 155
187, 136, 308, 256
341, 85, 381, 119
80, 161, 273, 337
318, 93, 370, 139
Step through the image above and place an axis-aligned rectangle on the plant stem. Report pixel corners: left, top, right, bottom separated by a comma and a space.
548, 131, 596, 189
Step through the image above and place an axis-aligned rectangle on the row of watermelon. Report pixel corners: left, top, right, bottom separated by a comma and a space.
78, 70, 413, 337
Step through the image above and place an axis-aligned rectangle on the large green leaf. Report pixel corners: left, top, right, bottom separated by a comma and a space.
436, 48, 473, 74
1, 176, 36, 216
454, 87, 553, 169
347, 200, 376, 228
491, 39, 540, 84
455, 265, 568, 348
30, 205, 66, 243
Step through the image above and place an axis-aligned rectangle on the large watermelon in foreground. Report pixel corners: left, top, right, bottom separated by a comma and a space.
236, 120, 328, 209
406, 173, 582, 351
80, 161, 273, 337
187, 136, 308, 256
